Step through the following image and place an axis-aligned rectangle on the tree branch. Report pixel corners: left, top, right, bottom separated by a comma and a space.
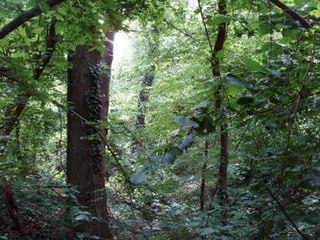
269, 0, 311, 29
197, 0, 214, 53
68, 109, 135, 193
0, 0, 64, 40
265, 184, 309, 239
164, 19, 195, 40
0, 18, 57, 136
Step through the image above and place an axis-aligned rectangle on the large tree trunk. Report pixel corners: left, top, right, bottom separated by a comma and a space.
67, 40, 113, 239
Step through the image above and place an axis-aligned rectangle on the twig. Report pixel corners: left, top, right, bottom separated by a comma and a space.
265, 184, 309, 239
233, 120, 252, 152
69, 109, 134, 193
164, 19, 195, 40
197, 0, 214, 53
287, 46, 316, 142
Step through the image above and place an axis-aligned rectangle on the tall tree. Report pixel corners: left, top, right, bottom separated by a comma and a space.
197, 0, 228, 193
136, 26, 159, 129
67, 31, 114, 238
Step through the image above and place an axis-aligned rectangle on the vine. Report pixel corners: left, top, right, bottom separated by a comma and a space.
85, 63, 104, 173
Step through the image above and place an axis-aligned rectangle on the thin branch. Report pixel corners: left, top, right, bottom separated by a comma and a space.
69, 109, 134, 193
265, 184, 309, 239
164, 19, 195, 40
269, 0, 311, 29
0, 0, 64, 40
233, 120, 252, 152
287, 46, 316, 141
197, 0, 214, 53
34, 16, 57, 79
104, 141, 135, 193
108, 188, 158, 216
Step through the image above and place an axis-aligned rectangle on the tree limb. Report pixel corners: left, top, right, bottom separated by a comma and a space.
0, 18, 57, 136
68, 109, 135, 193
0, 0, 64, 40
269, 0, 311, 29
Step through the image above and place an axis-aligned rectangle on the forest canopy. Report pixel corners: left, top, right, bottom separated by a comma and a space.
0, 0, 319, 239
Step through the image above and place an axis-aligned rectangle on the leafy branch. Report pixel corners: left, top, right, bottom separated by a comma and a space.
0, 0, 64, 40
1, 17, 57, 136
268, 0, 311, 29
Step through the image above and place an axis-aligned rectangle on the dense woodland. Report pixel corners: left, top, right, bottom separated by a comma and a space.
0, 0, 319, 239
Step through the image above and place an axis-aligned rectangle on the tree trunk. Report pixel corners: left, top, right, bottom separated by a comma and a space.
211, 0, 228, 193
136, 27, 159, 128
200, 140, 208, 211
136, 65, 155, 128
67, 42, 113, 239
197, 0, 228, 195
133, 27, 159, 153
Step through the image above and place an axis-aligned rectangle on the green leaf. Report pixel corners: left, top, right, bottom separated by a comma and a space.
282, 29, 300, 41
199, 227, 216, 235
162, 153, 174, 163
208, 15, 231, 27
224, 76, 246, 87
191, 100, 212, 110
310, 3, 320, 17
26, 0, 37, 8
177, 134, 195, 150
194, 8, 201, 14
130, 170, 148, 185
75, 213, 90, 222
294, 0, 304, 7
188, 221, 200, 227
174, 116, 199, 129
38, 1, 51, 13
242, 57, 265, 72
0, 38, 9, 49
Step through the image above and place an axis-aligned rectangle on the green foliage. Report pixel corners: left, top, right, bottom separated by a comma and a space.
1, 0, 320, 239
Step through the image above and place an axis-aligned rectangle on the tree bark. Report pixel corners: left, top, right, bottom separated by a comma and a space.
198, 0, 228, 194
212, 0, 228, 192
67, 35, 114, 238
3, 185, 27, 234
136, 65, 155, 128
200, 140, 208, 211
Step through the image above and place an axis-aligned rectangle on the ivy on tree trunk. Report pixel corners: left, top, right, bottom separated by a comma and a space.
67, 37, 114, 238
